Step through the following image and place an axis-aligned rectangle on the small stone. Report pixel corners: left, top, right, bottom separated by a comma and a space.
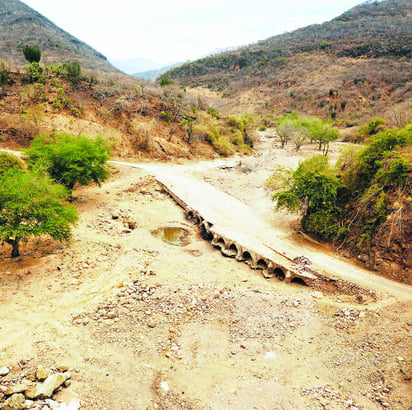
36, 365, 50, 381
264, 351, 276, 360
148, 322, 156, 328
159, 381, 169, 396
24, 400, 34, 408
4, 383, 29, 395
45, 399, 58, 409
57, 366, 69, 372
0, 366, 10, 376
2, 393, 26, 410
64, 380, 72, 388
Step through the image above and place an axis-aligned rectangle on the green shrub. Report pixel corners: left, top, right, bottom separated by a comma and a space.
0, 62, 8, 86
25, 133, 111, 194
358, 117, 385, 138
160, 111, 172, 123
63, 62, 81, 85
23, 45, 41, 63
27, 62, 46, 83
158, 74, 174, 87
0, 152, 25, 176
269, 124, 411, 250
52, 88, 82, 116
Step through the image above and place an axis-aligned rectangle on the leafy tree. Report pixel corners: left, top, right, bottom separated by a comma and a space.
292, 125, 308, 152
303, 117, 339, 155
276, 112, 302, 149
180, 117, 194, 141
23, 45, 41, 63
237, 113, 256, 147
25, 133, 111, 195
0, 170, 78, 257
276, 120, 294, 148
0, 152, 25, 176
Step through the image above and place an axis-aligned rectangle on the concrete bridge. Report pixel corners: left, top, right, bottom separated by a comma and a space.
145, 167, 376, 300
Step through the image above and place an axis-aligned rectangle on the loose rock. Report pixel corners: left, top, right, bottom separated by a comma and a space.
159, 381, 169, 396
2, 393, 26, 410
0, 366, 10, 376
36, 365, 50, 381
4, 383, 29, 395
25, 373, 68, 399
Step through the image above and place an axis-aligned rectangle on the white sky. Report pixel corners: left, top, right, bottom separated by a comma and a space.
21, 0, 364, 64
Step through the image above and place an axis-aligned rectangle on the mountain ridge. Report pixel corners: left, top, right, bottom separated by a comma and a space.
133, 62, 183, 81
165, 0, 412, 122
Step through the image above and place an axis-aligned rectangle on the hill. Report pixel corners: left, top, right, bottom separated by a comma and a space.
109, 57, 164, 75
133, 62, 183, 81
0, 0, 119, 74
166, 0, 412, 124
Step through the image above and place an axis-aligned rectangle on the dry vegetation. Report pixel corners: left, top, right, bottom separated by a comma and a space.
0, 70, 222, 160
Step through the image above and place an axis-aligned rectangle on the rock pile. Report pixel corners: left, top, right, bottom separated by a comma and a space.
300, 384, 362, 409
0, 365, 79, 410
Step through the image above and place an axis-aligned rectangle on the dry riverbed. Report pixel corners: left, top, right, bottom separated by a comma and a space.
0, 140, 411, 409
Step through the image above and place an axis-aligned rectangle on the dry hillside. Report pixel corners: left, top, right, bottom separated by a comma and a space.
0, 70, 219, 160
166, 0, 412, 124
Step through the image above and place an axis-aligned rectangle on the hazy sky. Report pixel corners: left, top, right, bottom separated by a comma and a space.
21, 0, 364, 64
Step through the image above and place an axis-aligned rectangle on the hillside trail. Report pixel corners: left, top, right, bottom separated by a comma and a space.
111, 136, 412, 302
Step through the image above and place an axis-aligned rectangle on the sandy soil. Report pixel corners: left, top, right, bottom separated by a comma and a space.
0, 139, 411, 409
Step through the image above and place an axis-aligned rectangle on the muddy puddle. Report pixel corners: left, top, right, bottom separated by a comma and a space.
151, 227, 189, 246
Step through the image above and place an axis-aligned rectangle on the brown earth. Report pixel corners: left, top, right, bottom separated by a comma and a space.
0, 140, 411, 409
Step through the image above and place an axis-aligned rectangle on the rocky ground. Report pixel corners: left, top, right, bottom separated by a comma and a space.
0, 140, 411, 409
